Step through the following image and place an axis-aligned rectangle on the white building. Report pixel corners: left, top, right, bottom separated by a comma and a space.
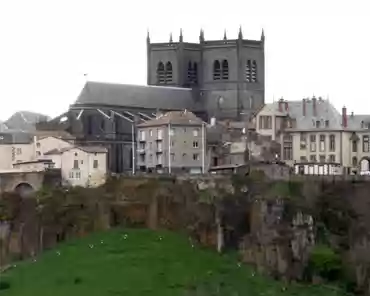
255, 97, 370, 175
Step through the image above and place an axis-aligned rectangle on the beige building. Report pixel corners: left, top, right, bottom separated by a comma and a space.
255, 97, 370, 174
136, 110, 206, 174
59, 146, 108, 187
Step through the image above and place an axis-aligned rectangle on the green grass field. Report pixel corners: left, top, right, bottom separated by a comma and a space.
0, 228, 346, 296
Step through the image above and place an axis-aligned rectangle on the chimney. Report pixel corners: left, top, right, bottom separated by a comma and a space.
302, 99, 306, 116
312, 96, 317, 117
278, 98, 284, 112
342, 106, 347, 128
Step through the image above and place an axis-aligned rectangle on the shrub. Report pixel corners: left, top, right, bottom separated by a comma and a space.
308, 244, 342, 281
0, 280, 11, 290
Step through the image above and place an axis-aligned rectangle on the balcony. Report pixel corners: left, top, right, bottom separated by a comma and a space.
156, 147, 163, 153
137, 148, 146, 154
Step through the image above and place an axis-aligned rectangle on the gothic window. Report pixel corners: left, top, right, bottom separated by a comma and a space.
251, 60, 257, 82
165, 62, 173, 83
193, 63, 198, 84
363, 135, 370, 152
221, 60, 229, 80
157, 62, 165, 84
213, 60, 221, 80
187, 61, 192, 81
245, 60, 251, 82
187, 62, 198, 85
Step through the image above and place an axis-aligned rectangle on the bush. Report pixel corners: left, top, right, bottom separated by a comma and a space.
308, 245, 342, 281
0, 280, 11, 290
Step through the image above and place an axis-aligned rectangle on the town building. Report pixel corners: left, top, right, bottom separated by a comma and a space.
254, 97, 370, 175
42, 28, 265, 174
136, 110, 206, 174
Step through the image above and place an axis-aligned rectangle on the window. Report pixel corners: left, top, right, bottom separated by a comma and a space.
69, 171, 74, 178
310, 155, 317, 162
93, 159, 98, 169
319, 135, 326, 152
213, 60, 221, 80
193, 128, 199, 137
149, 129, 153, 137
171, 153, 175, 161
310, 135, 316, 152
300, 156, 307, 162
169, 128, 175, 136
329, 155, 336, 162
282, 134, 293, 160
316, 121, 320, 128
193, 153, 200, 161
300, 133, 307, 149
363, 135, 369, 152
139, 154, 145, 162
259, 116, 272, 129
36, 142, 40, 148
325, 120, 329, 128
193, 141, 199, 148
183, 128, 187, 133
319, 155, 325, 163
16, 148, 22, 155
221, 60, 229, 80
352, 140, 358, 152
139, 130, 145, 141
245, 60, 251, 82
251, 60, 257, 82
352, 156, 358, 167
165, 62, 173, 83
171, 140, 175, 147
76, 171, 81, 179
36, 151, 41, 156
329, 135, 335, 151
157, 62, 165, 84
73, 160, 79, 169
157, 129, 163, 139
187, 62, 198, 85
157, 142, 163, 151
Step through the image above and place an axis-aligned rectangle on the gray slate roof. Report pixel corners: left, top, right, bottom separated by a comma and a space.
75, 81, 196, 110
137, 110, 203, 127
5, 111, 51, 132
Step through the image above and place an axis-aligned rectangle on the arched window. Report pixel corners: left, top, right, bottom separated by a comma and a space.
251, 60, 257, 82
245, 60, 251, 82
157, 62, 165, 84
352, 156, 358, 167
213, 60, 221, 80
221, 60, 229, 80
187, 61, 192, 81
193, 62, 198, 84
165, 62, 173, 83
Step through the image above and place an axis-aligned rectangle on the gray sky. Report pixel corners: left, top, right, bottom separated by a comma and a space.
1, 0, 369, 120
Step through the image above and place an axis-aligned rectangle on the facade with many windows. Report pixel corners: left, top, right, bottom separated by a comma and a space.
136, 110, 206, 174
255, 97, 370, 174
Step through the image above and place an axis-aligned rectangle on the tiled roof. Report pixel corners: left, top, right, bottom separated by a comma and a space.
262, 99, 343, 130
137, 110, 203, 127
5, 111, 50, 132
44, 145, 108, 155
74, 81, 197, 111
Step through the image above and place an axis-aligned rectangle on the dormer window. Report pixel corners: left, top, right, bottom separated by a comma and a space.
316, 120, 320, 128
325, 120, 329, 128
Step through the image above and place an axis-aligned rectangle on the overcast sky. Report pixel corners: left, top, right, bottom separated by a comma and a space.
0, 0, 369, 120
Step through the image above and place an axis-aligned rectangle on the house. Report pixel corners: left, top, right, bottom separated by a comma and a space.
255, 97, 370, 175
59, 146, 108, 187
136, 110, 206, 174
12, 159, 55, 171
33, 135, 73, 159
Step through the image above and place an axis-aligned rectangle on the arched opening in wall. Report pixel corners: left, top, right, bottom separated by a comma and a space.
187, 62, 198, 85
187, 61, 192, 81
221, 60, 229, 80
165, 62, 173, 83
193, 62, 198, 84
360, 157, 370, 173
156, 62, 165, 84
87, 115, 93, 135
213, 60, 221, 80
245, 60, 251, 82
14, 182, 34, 198
251, 60, 257, 82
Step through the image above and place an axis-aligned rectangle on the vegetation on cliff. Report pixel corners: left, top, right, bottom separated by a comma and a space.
0, 228, 347, 296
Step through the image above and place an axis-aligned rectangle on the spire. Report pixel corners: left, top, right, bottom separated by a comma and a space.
238, 26, 243, 39
146, 29, 150, 44
261, 28, 265, 41
223, 29, 227, 40
169, 32, 173, 43
199, 28, 204, 43
179, 28, 183, 42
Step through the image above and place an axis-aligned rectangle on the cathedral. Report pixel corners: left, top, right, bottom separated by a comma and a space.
53, 28, 266, 173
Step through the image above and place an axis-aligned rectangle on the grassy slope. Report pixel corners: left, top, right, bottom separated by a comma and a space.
0, 228, 346, 296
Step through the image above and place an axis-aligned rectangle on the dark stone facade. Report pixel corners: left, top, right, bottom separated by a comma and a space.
61, 29, 266, 173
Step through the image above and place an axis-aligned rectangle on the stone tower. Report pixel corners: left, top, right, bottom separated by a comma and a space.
146, 27, 265, 120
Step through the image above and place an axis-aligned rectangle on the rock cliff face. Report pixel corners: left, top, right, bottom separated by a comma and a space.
1, 175, 370, 294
